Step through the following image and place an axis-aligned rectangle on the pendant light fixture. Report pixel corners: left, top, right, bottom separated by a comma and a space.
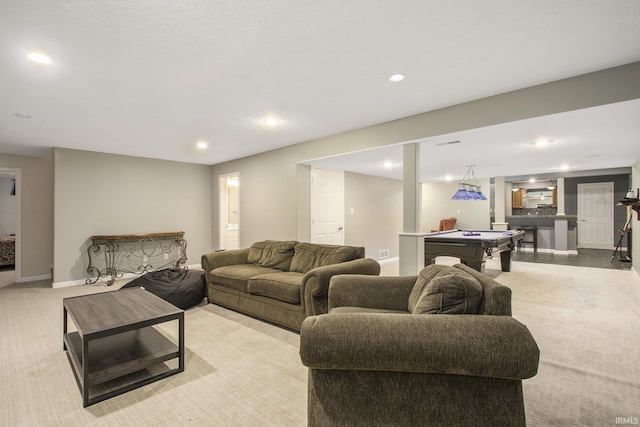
451, 164, 487, 200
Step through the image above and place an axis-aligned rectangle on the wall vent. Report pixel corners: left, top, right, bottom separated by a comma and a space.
379, 249, 390, 259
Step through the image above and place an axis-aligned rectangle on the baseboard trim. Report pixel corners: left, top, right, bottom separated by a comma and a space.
52, 264, 202, 289
516, 248, 578, 255
552, 250, 576, 255
18, 274, 52, 283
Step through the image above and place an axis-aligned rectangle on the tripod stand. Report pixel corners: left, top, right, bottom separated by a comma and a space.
612, 215, 632, 262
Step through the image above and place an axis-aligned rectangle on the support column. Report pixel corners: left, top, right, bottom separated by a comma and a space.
399, 143, 426, 275
493, 176, 508, 230
556, 178, 565, 215
554, 177, 569, 254
402, 143, 421, 233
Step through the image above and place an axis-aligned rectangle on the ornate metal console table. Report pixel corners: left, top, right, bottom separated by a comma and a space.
86, 232, 187, 285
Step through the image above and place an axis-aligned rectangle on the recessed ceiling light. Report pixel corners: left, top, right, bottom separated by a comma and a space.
264, 117, 280, 126
196, 141, 208, 149
389, 73, 405, 82
559, 164, 570, 170
529, 178, 536, 183
382, 161, 395, 168
27, 52, 52, 64
444, 175, 453, 181
532, 139, 553, 147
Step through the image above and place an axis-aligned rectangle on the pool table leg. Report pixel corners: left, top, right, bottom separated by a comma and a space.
500, 249, 513, 272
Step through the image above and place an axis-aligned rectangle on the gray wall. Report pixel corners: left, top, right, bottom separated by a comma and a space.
344, 173, 402, 259
53, 148, 212, 284
421, 180, 492, 231
209, 147, 303, 250
0, 152, 54, 280
3, 63, 640, 283
564, 173, 631, 235
209, 63, 640, 258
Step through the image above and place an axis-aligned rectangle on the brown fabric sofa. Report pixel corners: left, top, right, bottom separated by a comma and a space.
201, 240, 380, 331
300, 264, 539, 426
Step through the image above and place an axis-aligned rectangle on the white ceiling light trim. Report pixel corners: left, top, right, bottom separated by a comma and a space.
388, 73, 405, 82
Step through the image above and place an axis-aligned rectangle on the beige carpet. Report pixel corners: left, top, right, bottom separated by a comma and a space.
0, 280, 306, 426
482, 260, 640, 426
1, 261, 639, 426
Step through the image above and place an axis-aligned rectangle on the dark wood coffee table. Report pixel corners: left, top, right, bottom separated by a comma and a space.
63, 288, 184, 407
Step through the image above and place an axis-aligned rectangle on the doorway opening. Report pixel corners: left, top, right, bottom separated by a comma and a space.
0, 168, 21, 284
219, 172, 240, 250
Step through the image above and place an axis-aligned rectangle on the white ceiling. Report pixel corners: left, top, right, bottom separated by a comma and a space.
1, 1, 640, 180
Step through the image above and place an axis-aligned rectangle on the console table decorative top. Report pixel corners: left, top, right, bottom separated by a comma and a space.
86, 231, 187, 285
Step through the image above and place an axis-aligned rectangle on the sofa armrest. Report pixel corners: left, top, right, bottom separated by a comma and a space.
300, 313, 539, 380
201, 248, 250, 275
329, 275, 417, 312
302, 258, 381, 316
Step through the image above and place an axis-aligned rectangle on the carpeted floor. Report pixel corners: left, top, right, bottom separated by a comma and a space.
481, 261, 640, 426
0, 280, 306, 426
1, 260, 639, 426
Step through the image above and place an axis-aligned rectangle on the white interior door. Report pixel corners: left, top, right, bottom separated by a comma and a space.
577, 182, 614, 249
219, 172, 240, 250
310, 167, 344, 244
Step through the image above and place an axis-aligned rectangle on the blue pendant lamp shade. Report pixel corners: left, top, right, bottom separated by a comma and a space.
452, 188, 471, 200
451, 164, 488, 200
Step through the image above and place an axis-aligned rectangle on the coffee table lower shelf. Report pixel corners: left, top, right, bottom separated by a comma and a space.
64, 326, 181, 407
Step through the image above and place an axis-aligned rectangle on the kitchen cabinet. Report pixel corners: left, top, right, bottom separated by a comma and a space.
512, 189, 526, 208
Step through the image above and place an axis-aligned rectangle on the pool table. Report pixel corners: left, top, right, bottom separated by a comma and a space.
424, 229, 525, 272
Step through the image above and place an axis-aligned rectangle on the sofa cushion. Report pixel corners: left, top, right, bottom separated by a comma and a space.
210, 264, 282, 293
290, 243, 361, 274
330, 306, 408, 314
247, 240, 297, 271
247, 271, 305, 304
411, 266, 483, 314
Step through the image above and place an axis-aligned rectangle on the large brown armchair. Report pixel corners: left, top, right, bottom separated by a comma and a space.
299, 264, 539, 427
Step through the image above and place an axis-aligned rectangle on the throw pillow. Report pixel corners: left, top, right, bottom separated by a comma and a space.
247, 240, 297, 271
412, 268, 483, 314
407, 264, 455, 313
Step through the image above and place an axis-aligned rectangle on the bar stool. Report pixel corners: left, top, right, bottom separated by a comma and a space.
516, 226, 538, 253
